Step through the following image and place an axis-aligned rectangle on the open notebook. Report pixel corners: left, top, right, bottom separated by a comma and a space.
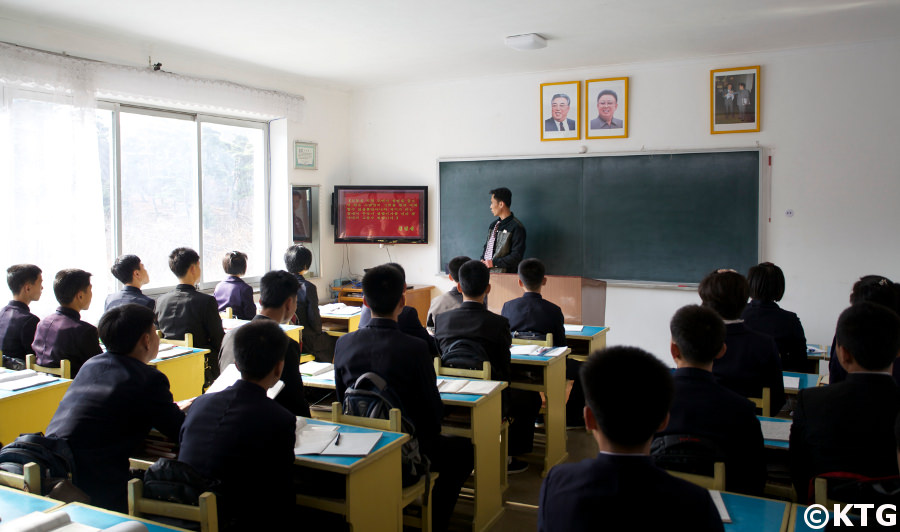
206, 364, 284, 399
0, 511, 148, 531
294, 418, 381, 456
0, 369, 57, 391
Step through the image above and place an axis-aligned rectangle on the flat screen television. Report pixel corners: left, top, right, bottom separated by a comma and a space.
333, 186, 428, 244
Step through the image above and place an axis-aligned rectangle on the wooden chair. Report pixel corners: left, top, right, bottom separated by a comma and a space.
25, 354, 71, 379
817, 374, 829, 386
295, 403, 439, 532
299, 354, 316, 364
128, 478, 218, 532
432, 357, 491, 380
666, 462, 726, 491
748, 387, 771, 417
218, 307, 233, 320
511, 333, 554, 347
0, 462, 40, 493
157, 331, 194, 348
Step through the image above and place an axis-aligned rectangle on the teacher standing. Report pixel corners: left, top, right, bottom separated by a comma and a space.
481, 187, 526, 273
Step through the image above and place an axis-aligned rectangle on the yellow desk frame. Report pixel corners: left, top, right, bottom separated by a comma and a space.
321, 312, 361, 337
0, 379, 71, 446
150, 348, 209, 401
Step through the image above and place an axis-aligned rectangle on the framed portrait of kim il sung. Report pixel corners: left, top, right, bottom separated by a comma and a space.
540, 81, 581, 141
585, 77, 628, 139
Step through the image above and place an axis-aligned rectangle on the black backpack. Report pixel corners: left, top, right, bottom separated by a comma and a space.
650, 434, 727, 478
0, 433, 77, 495
343, 372, 430, 488
440, 338, 488, 370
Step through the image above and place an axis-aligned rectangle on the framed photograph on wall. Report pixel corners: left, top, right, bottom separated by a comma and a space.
291, 185, 312, 242
711, 66, 760, 134
294, 141, 318, 169
585, 77, 628, 139
540, 81, 580, 141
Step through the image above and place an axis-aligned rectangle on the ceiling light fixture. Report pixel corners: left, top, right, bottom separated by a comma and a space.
504, 33, 547, 51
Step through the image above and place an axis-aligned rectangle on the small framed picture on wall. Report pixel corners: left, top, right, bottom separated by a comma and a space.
710, 66, 760, 134
585, 77, 628, 139
294, 141, 318, 169
540, 81, 581, 141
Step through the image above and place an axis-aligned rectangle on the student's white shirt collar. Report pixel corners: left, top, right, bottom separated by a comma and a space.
723, 318, 743, 324
599, 451, 646, 457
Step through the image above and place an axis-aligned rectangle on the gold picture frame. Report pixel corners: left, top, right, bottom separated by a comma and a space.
711, 66, 760, 134
585, 77, 628, 139
540, 81, 581, 141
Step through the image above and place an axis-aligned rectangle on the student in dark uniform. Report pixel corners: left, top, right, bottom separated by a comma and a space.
0, 264, 43, 368
284, 244, 331, 361
426, 255, 469, 328
741, 262, 808, 372
213, 250, 256, 320
538, 346, 724, 532
47, 304, 185, 511
32, 269, 102, 376
359, 262, 437, 357
105, 255, 154, 312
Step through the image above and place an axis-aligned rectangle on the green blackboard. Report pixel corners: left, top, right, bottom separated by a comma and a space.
439, 150, 760, 284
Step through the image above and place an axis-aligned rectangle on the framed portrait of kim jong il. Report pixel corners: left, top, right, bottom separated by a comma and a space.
586, 77, 628, 140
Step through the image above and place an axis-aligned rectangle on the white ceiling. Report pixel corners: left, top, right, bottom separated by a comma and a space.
1, 0, 899, 89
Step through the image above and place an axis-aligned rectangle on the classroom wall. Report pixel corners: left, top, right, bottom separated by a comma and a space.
347, 38, 900, 363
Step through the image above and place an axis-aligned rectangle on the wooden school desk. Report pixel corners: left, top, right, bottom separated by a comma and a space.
47, 502, 192, 532
564, 326, 609, 361
320, 309, 362, 337
783, 371, 819, 395
294, 418, 409, 532
222, 318, 303, 344
0, 484, 63, 521
719, 491, 790, 531
0, 378, 71, 446
510, 348, 570, 476
149, 348, 209, 402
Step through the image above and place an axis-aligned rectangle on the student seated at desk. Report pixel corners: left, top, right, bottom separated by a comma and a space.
790, 302, 900, 502
741, 262, 808, 372
156, 247, 225, 386
213, 250, 256, 320
284, 244, 331, 361
426, 255, 469, 328
359, 262, 438, 357
654, 304, 765, 496
219, 270, 310, 417
699, 269, 785, 415
180, 319, 296, 531
0, 264, 43, 368
334, 265, 472, 532
104, 254, 154, 312
538, 346, 723, 532
32, 269, 102, 377
47, 304, 186, 511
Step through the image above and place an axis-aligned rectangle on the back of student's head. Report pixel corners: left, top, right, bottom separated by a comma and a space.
747, 262, 785, 302
168, 247, 200, 278
490, 187, 512, 207
283, 245, 312, 273
835, 302, 900, 371
7, 264, 41, 294
259, 270, 300, 309
448, 256, 470, 283
386, 262, 407, 284
517, 258, 545, 291
54, 269, 91, 305
110, 255, 141, 284
850, 275, 897, 309
234, 319, 288, 380
99, 303, 155, 354
362, 264, 405, 315
670, 304, 726, 365
458, 260, 490, 298
222, 251, 248, 276
698, 269, 749, 320
581, 346, 674, 447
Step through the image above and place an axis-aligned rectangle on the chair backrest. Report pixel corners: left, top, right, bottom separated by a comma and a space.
813, 473, 900, 507
433, 357, 492, 380
25, 354, 71, 379
667, 462, 726, 491
511, 333, 553, 347
330, 401, 401, 432
128, 478, 218, 532
0, 462, 40, 493
218, 307, 233, 320
157, 331, 194, 347
747, 387, 771, 417
651, 433, 727, 491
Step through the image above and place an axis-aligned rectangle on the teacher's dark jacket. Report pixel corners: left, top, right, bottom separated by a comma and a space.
482, 213, 526, 273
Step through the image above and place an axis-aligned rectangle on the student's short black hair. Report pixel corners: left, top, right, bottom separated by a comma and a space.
362, 265, 405, 316
222, 251, 248, 276
836, 302, 900, 371
490, 187, 512, 207
670, 305, 726, 365
698, 269, 749, 320
458, 260, 490, 298
99, 303, 155, 354
7, 264, 41, 294
234, 319, 288, 381
850, 275, 897, 310
259, 270, 300, 309
581, 346, 674, 447
517, 258, 545, 291
53, 269, 91, 305
448, 256, 470, 283
168, 247, 200, 278
110, 255, 142, 285
283, 245, 312, 273
386, 263, 407, 284
747, 262, 786, 302
597, 89, 618, 103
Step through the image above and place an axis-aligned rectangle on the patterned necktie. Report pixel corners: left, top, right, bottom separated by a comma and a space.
558, 121, 565, 131
484, 221, 499, 261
